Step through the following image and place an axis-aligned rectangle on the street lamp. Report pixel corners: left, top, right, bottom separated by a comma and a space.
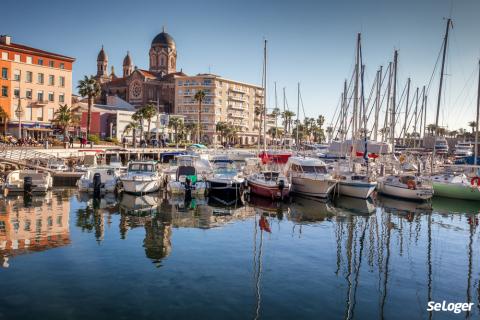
15, 97, 25, 140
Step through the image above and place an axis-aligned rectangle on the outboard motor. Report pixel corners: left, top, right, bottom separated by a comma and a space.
23, 176, 33, 195
185, 177, 192, 201
93, 172, 102, 198
278, 179, 285, 200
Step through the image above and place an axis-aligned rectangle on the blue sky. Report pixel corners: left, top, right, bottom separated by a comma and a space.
2, 0, 480, 132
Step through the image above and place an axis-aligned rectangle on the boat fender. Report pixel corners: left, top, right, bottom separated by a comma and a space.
470, 177, 480, 187
23, 176, 33, 194
93, 173, 102, 198
407, 180, 416, 190
278, 179, 285, 191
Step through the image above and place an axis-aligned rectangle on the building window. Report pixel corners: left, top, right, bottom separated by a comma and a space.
14, 54, 20, 62
26, 89, 32, 99
178, 80, 183, 86
49, 61, 54, 68
59, 63, 64, 69
14, 88, 19, 98
13, 69, 20, 81
37, 91, 44, 102
48, 108, 54, 120
59, 76, 65, 87
1, 52, 7, 60
48, 75, 54, 86
1, 86, 7, 97
48, 92, 54, 102
26, 56, 32, 64
1, 68, 7, 79
59, 93, 64, 103
38, 58, 43, 65
37, 73, 44, 84
38, 108, 43, 121
26, 71, 32, 83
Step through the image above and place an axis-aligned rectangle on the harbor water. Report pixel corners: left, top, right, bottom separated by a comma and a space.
0, 189, 479, 319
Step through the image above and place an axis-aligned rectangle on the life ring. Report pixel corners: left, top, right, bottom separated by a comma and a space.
470, 177, 480, 187
407, 180, 416, 190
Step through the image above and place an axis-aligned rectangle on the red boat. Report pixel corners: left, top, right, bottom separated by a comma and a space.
259, 151, 292, 164
246, 171, 290, 199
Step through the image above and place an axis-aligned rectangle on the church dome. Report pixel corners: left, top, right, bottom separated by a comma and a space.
123, 51, 132, 66
151, 30, 175, 48
97, 46, 107, 61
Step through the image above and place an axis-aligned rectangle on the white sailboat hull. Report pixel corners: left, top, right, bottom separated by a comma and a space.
377, 181, 433, 201
338, 181, 377, 199
291, 176, 336, 198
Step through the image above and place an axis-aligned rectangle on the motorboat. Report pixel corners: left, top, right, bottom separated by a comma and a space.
47, 159, 69, 172
336, 172, 377, 199
454, 142, 473, 159
119, 161, 162, 194
246, 171, 290, 199
428, 172, 480, 201
166, 155, 209, 196
259, 150, 292, 164
4, 170, 53, 194
207, 159, 245, 204
77, 167, 120, 194
284, 156, 337, 198
377, 174, 433, 201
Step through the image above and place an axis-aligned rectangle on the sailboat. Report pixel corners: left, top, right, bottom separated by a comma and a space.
426, 20, 480, 201
246, 40, 291, 199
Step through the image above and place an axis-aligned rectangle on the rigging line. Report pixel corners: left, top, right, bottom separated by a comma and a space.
425, 39, 444, 97
399, 85, 418, 138
334, 69, 356, 138
392, 80, 409, 128
368, 65, 392, 139
330, 92, 343, 128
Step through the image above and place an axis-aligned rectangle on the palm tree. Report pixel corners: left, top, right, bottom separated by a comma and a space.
427, 123, 438, 135
132, 110, 143, 143
282, 110, 296, 134
77, 75, 101, 137
468, 121, 477, 134
168, 116, 183, 144
52, 104, 73, 138
184, 122, 198, 143
215, 121, 228, 145
194, 90, 206, 143
140, 104, 157, 141
271, 107, 280, 141
123, 121, 140, 148
0, 108, 9, 135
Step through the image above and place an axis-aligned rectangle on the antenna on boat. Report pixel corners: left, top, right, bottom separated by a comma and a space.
263, 39, 267, 153
475, 58, 480, 164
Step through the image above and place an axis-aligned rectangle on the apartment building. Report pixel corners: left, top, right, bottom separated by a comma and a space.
174, 74, 264, 145
0, 35, 75, 138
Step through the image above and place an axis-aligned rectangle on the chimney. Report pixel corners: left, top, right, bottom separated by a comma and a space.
0, 35, 11, 45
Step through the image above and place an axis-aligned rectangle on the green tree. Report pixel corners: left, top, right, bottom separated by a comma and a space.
468, 121, 477, 134
215, 121, 229, 145
123, 121, 140, 148
132, 110, 144, 143
168, 116, 183, 144
185, 122, 198, 143
140, 104, 157, 141
194, 90, 206, 143
52, 104, 73, 138
282, 110, 296, 134
254, 106, 264, 146
77, 75, 101, 137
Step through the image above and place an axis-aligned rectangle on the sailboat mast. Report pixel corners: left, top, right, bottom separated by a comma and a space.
353, 33, 361, 140
283, 87, 286, 144
382, 63, 392, 142
296, 82, 300, 148
343, 79, 348, 141
433, 18, 452, 159
374, 67, 382, 141
391, 50, 398, 153
263, 39, 267, 152
475, 59, 480, 162
403, 78, 410, 145
413, 87, 419, 148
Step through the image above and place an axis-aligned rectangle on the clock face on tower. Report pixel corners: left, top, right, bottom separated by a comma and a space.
130, 80, 142, 99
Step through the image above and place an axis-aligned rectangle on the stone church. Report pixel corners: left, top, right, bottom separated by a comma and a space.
94, 28, 185, 113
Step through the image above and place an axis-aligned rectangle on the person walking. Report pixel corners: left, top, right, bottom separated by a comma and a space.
69, 136, 74, 148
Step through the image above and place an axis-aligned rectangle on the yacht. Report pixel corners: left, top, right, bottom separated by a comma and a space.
119, 161, 162, 194
428, 172, 480, 201
207, 159, 245, 203
434, 137, 449, 155
454, 142, 473, 158
336, 172, 377, 199
4, 170, 53, 194
284, 156, 337, 198
167, 155, 210, 196
77, 167, 120, 194
377, 174, 433, 201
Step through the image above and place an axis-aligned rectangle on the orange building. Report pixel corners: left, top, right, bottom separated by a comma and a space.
0, 35, 75, 138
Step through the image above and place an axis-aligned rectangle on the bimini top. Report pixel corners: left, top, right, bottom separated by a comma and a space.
287, 156, 327, 167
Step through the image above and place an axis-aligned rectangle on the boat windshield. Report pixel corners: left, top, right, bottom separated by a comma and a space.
301, 165, 327, 174
129, 163, 155, 172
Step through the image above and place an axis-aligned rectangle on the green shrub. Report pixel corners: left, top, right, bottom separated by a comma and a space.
105, 137, 119, 144
88, 134, 100, 144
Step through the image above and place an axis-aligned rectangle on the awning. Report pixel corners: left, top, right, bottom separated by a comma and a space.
25, 128, 53, 132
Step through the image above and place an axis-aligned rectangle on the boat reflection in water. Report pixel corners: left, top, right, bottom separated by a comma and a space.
333, 195, 376, 215
246, 194, 289, 220
289, 195, 336, 223
119, 193, 161, 216
0, 191, 71, 268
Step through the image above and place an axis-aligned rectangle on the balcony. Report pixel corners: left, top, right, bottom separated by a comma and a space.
229, 95, 247, 102
33, 100, 48, 106
228, 104, 245, 111
228, 113, 248, 119
230, 87, 248, 94
255, 91, 264, 97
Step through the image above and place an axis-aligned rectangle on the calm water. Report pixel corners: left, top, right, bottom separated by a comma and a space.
0, 190, 479, 320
